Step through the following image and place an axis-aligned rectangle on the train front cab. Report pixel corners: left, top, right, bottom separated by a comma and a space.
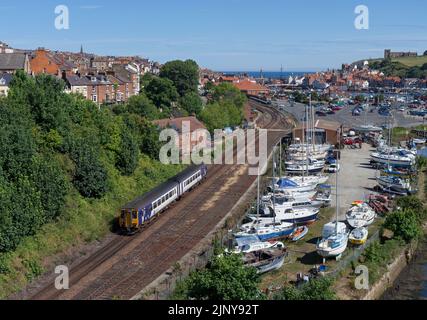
119, 209, 139, 234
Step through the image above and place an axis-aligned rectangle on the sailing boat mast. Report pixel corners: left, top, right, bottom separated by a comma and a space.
279, 138, 282, 177
256, 167, 260, 218
272, 148, 276, 225
335, 129, 340, 234
304, 104, 309, 179
310, 93, 315, 153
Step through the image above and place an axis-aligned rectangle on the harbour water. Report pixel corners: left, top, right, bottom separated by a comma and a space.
381, 237, 427, 300
221, 71, 313, 79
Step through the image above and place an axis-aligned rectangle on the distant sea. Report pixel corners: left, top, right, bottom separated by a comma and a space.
220, 71, 315, 79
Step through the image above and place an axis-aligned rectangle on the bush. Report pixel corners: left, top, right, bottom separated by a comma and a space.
116, 128, 139, 176
396, 196, 427, 221
172, 253, 265, 300
361, 239, 404, 284
384, 210, 422, 243
274, 277, 336, 300
73, 152, 108, 199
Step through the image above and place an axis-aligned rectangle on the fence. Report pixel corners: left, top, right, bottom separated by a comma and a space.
144, 245, 216, 300
327, 229, 380, 279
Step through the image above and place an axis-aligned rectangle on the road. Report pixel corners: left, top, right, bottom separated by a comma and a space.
21, 102, 291, 300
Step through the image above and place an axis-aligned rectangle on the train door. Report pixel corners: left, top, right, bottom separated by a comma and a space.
138, 209, 144, 227
177, 182, 182, 197
131, 210, 138, 228
144, 204, 152, 222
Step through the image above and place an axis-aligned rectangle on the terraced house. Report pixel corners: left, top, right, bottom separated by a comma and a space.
30, 48, 77, 77
65, 72, 136, 104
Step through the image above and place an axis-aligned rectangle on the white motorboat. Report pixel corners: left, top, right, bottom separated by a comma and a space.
288, 143, 332, 153
285, 162, 324, 174
277, 175, 329, 186
261, 190, 317, 203
349, 227, 368, 245
346, 203, 376, 228
261, 194, 324, 210
316, 222, 348, 258
413, 138, 426, 145
285, 158, 326, 167
353, 125, 383, 133
288, 150, 328, 161
273, 178, 319, 193
370, 152, 415, 168
376, 176, 412, 194
252, 205, 320, 226
235, 221, 295, 241
227, 235, 285, 254
243, 248, 287, 274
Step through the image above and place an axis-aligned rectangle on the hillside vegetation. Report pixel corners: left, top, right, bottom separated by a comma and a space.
0, 67, 192, 297
369, 58, 427, 79
0, 60, 248, 298
392, 55, 427, 68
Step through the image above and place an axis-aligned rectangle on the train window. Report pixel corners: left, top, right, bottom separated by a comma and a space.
132, 211, 137, 219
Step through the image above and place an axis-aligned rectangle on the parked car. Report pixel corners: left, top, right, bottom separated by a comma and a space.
316, 110, 327, 116
327, 163, 340, 173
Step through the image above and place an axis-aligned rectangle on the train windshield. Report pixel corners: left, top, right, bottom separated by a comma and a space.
132, 211, 137, 219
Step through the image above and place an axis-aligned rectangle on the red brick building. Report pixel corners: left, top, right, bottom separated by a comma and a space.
30, 48, 61, 76
233, 79, 270, 96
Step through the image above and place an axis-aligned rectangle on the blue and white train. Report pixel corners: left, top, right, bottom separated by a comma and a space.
119, 164, 208, 233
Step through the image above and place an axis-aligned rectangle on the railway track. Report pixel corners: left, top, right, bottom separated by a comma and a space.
27, 102, 292, 300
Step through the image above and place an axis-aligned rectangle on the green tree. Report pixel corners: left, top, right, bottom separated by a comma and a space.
179, 92, 203, 116
116, 127, 139, 176
138, 120, 162, 160
204, 81, 214, 93
70, 140, 108, 199
212, 82, 246, 109
126, 93, 160, 120
173, 254, 265, 300
30, 154, 68, 220
160, 60, 199, 97
144, 76, 179, 111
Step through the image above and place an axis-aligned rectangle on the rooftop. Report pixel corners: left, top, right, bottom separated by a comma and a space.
0, 53, 27, 70
153, 116, 207, 133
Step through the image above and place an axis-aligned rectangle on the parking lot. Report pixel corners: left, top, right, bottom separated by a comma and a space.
275, 100, 426, 129
328, 143, 378, 221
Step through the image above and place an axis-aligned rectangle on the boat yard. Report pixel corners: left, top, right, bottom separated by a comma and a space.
257, 143, 385, 293
218, 95, 423, 298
